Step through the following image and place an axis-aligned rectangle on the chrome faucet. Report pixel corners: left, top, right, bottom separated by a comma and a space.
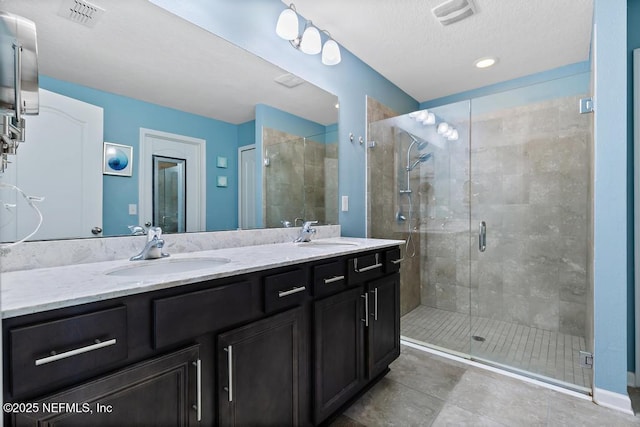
130, 226, 170, 261
128, 225, 147, 236
294, 220, 318, 243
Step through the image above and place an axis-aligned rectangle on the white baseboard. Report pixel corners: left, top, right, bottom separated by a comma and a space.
628, 371, 636, 387
593, 387, 634, 415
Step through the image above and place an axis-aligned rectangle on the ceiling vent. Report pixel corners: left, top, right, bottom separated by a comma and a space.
58, 0, 105, 28
274, 73, 305, 89
432, 0, 477, 26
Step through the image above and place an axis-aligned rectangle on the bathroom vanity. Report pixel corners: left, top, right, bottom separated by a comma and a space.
2, 238, 402, 426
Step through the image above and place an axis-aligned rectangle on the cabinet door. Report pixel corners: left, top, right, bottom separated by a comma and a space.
13, 345, 201, 427
313, 286, 365, 424
217, 307, 305, 427
367, 273, 401, 379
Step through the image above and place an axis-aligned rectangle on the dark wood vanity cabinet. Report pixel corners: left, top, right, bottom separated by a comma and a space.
312, 286, 365, 423
217, 307, 307, 427
366, 273, 401, 379
3, 246, 401, 427
12, 345, 201, 427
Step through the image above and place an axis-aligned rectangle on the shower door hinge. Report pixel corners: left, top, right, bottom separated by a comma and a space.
579, 97, 594, 114
579, 351, 593, 368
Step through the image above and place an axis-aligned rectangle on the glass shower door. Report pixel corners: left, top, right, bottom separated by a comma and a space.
367, 99, 473, 357
468, 81, 593, 391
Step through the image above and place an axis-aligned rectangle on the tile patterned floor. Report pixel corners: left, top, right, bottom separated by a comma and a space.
333, 345, 639, 426
401, 305, 592, 389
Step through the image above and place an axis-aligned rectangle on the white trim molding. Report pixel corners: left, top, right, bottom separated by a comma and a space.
138, 128, 206, 232
593, 387, 634, 415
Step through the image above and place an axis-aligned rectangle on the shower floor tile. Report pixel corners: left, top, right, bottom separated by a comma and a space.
401, 305, 592, 389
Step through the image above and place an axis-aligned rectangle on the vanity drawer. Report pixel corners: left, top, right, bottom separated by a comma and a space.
153, 280, 255, 349
347, 252, 384, 285
263, 269, 309, 313
384, 247, 403, 273
312, 259, 346, 297
9, 306, 128, 397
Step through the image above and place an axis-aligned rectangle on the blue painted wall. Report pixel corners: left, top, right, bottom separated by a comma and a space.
40, 76, 239, 234
149, 0, 419, 237
238, 120, 256, 148
592, 0, 628, 395
627, 0, 640, 374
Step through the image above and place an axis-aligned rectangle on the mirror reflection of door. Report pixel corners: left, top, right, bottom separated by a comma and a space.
238, 145, 257, 229
152, 155, 186, 233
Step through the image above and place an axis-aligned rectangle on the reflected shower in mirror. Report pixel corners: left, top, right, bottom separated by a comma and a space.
153, 156, 186, 234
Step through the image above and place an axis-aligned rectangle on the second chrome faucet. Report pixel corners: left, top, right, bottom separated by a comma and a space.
130, 226, 170, 261
294, 221, 318, 243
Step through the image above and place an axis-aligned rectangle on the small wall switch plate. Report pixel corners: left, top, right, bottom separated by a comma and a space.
217, 156, 228, 168
217, 176, 228, 187
341, 196, 349, 212
128, 204, 137, 215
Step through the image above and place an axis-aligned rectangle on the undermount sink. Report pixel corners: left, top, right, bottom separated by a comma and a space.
295, 241, 359, 248
106, 257, 231, 277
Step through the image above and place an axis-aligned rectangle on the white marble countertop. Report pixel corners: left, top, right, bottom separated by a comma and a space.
1, 237, 403, 319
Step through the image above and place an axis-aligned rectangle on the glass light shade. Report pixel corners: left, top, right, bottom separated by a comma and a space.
276, 8, 299, 40
425, 112, 436, 125
448, 129, 459, 141
300, 25, 321, 54
437, 122, 449, 134
408, 111, 420, 118
416, 111, 427, 121
322, 39, 341, 65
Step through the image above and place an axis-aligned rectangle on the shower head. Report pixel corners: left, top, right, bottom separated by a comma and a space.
404, 131, 429, 151
407, 152, 433, 171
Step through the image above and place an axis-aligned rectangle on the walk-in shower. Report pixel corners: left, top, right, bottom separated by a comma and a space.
367, 73, 594, 393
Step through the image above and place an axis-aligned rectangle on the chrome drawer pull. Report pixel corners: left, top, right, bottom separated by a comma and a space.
374, 288, 378, 321
323, 275, 345, 284
224, 346, 233, 402
192, 359, 202, 421
278, 286, 306, 297
35, 338, 117, 366
361, 293, 369, 327
390, 258, 403, 265
354, 253, 382, 273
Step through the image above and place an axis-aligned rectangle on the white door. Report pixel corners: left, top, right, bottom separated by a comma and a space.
139, 128, 205, 232
0, 89, 103, 242
238, 145, 256, 229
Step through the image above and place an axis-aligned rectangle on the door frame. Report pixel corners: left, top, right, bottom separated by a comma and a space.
238, 144, 256, 229
139, 128, 206, 232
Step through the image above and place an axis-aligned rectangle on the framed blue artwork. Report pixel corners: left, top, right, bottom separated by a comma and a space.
103, 142, 133, 176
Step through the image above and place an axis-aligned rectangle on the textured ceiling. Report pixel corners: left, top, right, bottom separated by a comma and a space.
1, 0, 594, 125
0, 0, 339, 125
288, 0, 594, 102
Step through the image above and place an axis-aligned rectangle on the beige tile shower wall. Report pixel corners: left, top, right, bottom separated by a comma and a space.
366, 97, 421, 317
263, 127, 335, 227
422, 95, 591, 337
263, 128, 305, 228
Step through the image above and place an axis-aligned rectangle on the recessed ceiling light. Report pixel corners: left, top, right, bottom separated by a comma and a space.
474, 57, 497, 69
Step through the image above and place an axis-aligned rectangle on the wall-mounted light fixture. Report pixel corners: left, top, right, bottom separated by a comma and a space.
276, 3, 342, 66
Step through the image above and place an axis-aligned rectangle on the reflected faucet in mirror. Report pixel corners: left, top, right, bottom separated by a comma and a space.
294, 220, 318, 243
130, 227, 170, 261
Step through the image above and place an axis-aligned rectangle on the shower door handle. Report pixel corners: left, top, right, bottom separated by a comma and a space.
479, 221, 487, 252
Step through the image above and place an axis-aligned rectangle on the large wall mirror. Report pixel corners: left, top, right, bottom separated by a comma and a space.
0, 0, 338, 242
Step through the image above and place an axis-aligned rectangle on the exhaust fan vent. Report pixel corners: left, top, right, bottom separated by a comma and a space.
58, 0, 105, 28
274, 73, 305, 89
432, 0, 477, 26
